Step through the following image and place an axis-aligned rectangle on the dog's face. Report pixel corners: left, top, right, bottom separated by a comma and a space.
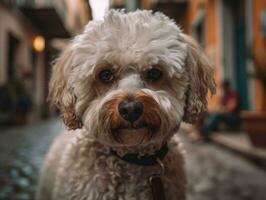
49, 10, 215, 150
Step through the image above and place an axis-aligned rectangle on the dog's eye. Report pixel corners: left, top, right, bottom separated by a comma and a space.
145, 68, 163, 82
98, 69, 114, 83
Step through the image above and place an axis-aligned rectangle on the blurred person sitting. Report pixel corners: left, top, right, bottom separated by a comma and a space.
0, 83, 14, 125
200, 80, 240, 139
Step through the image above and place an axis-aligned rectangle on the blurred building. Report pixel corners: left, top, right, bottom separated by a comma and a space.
111, 0, 266, 112
0, 0, 91, 123
184, 0, 266, 112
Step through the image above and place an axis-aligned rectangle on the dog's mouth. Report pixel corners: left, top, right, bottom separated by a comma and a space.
112, 124, 159, 145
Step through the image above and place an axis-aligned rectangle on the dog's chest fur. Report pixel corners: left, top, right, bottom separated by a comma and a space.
53, 131, 186, 200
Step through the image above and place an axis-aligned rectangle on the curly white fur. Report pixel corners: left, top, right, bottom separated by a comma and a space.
36, 10, 215, 200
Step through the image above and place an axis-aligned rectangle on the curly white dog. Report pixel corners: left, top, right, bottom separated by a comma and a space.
36, 10, 215, 200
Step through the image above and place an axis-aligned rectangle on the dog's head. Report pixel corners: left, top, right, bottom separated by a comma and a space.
49, 10, 215, 152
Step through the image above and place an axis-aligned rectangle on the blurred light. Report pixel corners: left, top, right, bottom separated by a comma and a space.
89, 0, 109, 20
33, 36, 45, 52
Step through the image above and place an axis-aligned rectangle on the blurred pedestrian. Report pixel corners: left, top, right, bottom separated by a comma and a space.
199, 80, 240, 139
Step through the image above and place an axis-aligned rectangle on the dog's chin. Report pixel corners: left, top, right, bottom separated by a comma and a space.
112, 126, 156, 146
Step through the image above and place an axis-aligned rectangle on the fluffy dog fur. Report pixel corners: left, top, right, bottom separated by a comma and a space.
36, 10, 215, 200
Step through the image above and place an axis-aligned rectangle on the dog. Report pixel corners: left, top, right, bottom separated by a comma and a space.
36, 10, 215, 200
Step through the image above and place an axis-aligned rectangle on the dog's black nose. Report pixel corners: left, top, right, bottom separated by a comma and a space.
118, 99, 143, 123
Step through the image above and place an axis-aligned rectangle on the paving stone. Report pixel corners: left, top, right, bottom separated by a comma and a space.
14, 177, 30, 189
14, 193, 31, 200
0, 186, 13, 199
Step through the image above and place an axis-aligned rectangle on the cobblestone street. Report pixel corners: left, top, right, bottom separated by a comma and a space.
0, 119, 62, 200
0, 119, 266, 200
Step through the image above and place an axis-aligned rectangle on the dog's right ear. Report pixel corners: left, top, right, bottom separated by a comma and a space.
49, 47, 82, 130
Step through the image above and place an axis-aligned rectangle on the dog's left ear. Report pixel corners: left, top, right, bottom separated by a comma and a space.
180, 33, 216, 123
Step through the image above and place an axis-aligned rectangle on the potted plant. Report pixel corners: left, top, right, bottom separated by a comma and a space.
242, 51, 266, 148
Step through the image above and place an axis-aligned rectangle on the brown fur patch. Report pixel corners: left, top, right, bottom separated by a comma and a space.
135, 91, 162, 130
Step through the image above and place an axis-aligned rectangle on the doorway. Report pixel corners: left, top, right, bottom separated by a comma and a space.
7, 33, 20, 81
222, 0, 249, 110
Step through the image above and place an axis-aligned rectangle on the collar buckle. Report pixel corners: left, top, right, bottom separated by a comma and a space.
156, 158, 165, 176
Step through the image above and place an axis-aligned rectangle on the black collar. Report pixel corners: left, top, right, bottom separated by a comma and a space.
111, 144, 169, 166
